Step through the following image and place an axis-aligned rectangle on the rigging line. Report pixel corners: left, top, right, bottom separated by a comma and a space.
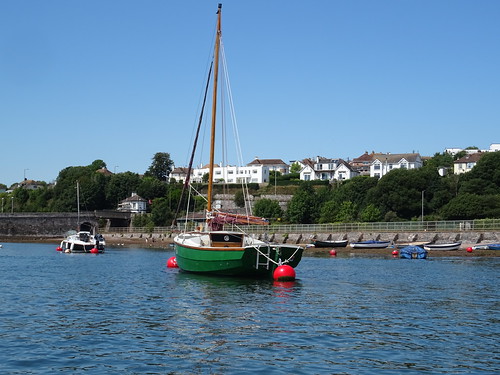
172, 62, 214, 228
220, 41, 253, 217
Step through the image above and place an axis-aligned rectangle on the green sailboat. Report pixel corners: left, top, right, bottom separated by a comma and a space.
173, 4, 303, 278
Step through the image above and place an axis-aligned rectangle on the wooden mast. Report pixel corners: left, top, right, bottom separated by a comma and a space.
207, 3, 222, 213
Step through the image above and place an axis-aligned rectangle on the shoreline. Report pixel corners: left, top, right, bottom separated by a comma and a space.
2, 235, 499, 257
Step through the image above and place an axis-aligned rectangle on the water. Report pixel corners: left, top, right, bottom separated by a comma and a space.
0, 243, 498, 374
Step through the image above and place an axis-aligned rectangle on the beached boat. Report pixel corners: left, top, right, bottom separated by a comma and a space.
472, 243, 500, 250
173, 4, 303, 278
313, 239, 348, 248
423, 242, 461, 251
399, 245, 427, 259
350, 240, 391, 249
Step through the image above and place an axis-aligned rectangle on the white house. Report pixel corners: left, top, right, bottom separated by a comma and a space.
334, 160, 358, 180
298, 157, 358, 182
117, 193, 147, 214
370, 153, 423, 178
171, 164, 269, 184
247, 158, 289, 175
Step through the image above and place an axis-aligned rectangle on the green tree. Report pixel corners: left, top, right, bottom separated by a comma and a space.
360, 203, 382, 222
150, 197, 174, 226
286, 183, 318, 223
137, 176, 167, 202
290, 162, 302, 174
253, 198, 283, 219
145, 152, 174, 181
440, 193, 500, 220
234, 190, 245, 208
105, 172, 141, 208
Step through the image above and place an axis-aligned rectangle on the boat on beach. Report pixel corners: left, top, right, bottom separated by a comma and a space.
313, 239, 348, 248
399, 245, 427, 259
424, 242, 461, 251
472, 243, 500, 250
173, 4, 303, 278
350, 240, 391, 249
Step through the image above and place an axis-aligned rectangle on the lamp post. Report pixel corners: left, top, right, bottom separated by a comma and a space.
421, 190, 425, 224
11, 196, 14, 213
24, 168, 29, 180
274, 167, 277, 196
1, 197, 4, 213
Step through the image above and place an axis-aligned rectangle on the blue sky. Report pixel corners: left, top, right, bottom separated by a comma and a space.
1, 0, 499, 187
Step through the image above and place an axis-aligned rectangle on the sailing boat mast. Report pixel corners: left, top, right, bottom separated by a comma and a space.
76, 181, 80, 230
207, 3, 222, 213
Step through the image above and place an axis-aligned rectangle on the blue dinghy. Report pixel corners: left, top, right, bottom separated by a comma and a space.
400, 245, 427, 259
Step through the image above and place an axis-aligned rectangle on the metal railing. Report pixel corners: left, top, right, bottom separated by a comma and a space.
103, 219, 500, 234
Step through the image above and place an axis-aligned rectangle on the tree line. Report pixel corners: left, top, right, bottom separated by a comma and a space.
1, 151, 500, 226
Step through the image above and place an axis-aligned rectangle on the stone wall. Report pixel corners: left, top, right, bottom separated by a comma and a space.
0, 213, 99, 238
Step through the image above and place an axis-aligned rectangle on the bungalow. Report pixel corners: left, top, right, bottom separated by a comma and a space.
117, 193, 147, 214
370, 153, 423, 178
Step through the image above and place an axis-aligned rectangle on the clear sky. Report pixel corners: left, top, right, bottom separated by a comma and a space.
1, 0, 499, 187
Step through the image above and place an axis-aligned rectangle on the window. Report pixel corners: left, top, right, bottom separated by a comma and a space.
374, 164, 381, 170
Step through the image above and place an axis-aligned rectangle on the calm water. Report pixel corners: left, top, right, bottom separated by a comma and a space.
0, 243, 498, 374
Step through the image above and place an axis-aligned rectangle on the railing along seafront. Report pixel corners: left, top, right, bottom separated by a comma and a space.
103, 219, 500, 235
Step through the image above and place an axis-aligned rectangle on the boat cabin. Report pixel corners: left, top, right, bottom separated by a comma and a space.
210, 233, 244, 247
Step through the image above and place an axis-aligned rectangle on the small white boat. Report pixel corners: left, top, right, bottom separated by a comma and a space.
424, 242, 461, 251
350, 240, 391, 249
59, 231, 105, 253
472, 243, 500, 250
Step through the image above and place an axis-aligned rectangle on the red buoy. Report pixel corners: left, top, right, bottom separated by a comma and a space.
167, 256, 178, 268
273, 265, 296, 281
329, 249, 337, 256
466, 247, 473, 253
56, 246, 62, 252
90, 248, 99, 254
392, 249, 399, 256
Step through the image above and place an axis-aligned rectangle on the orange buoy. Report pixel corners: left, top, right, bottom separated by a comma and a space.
56, 246, 62, 252
90, 248, 99, 254
167, 256, 178, 268
466, 247, 473, 253
329, 249, 337, 256
273, 265, 296, 281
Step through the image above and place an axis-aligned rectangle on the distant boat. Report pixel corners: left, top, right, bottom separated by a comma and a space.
313, 239, 348, 248
399, 245, 427, 259
58, 181, 105, 254
424, 242, 461, 251
350, 240, 391, 249
472, 243, 500, 250
59, 231, 105, 253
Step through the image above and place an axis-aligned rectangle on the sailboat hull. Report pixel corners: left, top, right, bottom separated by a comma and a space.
174, 233, 303, 277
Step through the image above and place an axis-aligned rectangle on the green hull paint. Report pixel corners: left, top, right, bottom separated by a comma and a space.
175, 243, 303, 278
